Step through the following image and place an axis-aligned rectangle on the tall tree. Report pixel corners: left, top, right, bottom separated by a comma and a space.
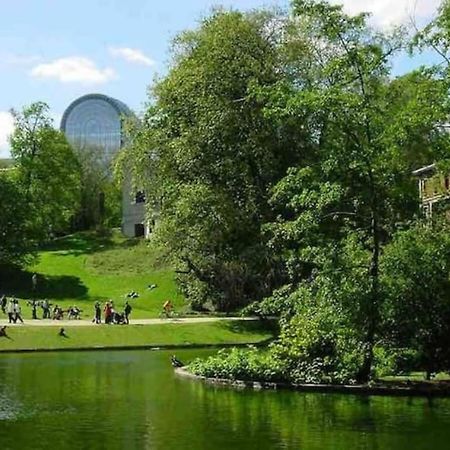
10, 102, 81, 238
0, 172, 36, 267
260, 0, 450, 381
122, 10, 302, 310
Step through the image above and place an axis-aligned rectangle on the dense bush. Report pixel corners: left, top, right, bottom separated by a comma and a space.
190, 300, 366, 385
189, 347, 286, 382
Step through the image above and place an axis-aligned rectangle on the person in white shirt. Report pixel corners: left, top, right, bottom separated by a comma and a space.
7, 299, 15, 323
13, 299, 24, 323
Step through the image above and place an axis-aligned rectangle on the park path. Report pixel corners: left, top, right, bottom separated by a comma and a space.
0, 316, 256, 327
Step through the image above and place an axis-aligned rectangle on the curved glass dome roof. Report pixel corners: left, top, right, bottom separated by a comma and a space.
61, 94, 133, 164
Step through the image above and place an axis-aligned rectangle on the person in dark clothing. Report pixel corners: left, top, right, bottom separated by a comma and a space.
93, 301, 101, 324
29, 300, 38, 320
0, 326, 8, 338
0, 295, 7, 314
124, 301, 132, 325
171, 355, 184, 368
59, 327, 67, 338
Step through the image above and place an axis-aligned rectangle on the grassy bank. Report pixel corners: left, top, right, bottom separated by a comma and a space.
1, 231, 185, 319
0, 320, 274, 352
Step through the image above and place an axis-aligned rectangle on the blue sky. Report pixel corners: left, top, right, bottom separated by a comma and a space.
0, 0, 442, 157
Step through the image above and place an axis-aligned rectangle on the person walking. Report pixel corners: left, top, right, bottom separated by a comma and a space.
30, 300, 38, 320
124, 301, 132, 325
41, 299, 51, 319
93, 301, 101, 324
7, 299, 15, 323
14, 299, 24, 323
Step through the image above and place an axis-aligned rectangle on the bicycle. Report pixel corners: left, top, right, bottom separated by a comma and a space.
158, 309, 179, 319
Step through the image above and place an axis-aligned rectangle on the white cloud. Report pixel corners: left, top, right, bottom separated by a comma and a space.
109, 47, 155, 67
330, 0, 440, 27
0, 111, 14, 158
30, 57, 117, 84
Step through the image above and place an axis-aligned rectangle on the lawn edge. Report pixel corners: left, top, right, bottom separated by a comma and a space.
175, 367, 450, 398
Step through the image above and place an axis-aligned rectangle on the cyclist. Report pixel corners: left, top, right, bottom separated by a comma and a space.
162, 300, 173, 318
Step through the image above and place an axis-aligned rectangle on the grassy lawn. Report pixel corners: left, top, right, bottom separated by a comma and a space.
0, 320, 274, 352
380, 372, 450, 382
1, 231, 186, 319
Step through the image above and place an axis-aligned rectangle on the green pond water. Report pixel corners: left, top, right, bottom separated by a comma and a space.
1, 349, 450, 450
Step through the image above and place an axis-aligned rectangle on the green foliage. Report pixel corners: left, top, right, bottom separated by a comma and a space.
0, 173, 36, 266
9, 102, 81, 238
114, 1, 450, 384
373, 346, 420, 378
258, 0, 450, 382
381, 222, 450, 378
188, 1, 450, 384
121, 10, 298, 311
73, 145, 121, 231
189, 347, 285, 382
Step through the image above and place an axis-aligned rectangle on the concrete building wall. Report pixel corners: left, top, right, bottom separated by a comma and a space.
121, 179, 149, 238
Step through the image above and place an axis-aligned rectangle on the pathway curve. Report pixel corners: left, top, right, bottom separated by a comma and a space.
0, 316, 256, 327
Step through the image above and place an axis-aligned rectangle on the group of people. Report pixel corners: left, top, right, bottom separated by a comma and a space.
1, 293, 135, 324
1, 296, 24, 324
0, 294, 83, 322
93, 300, 132, 325
27, 299, 53, 319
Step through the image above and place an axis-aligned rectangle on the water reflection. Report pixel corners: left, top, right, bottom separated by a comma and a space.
0, 349, 449, 450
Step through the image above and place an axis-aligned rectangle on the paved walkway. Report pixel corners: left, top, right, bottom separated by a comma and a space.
0, 316, 255, 327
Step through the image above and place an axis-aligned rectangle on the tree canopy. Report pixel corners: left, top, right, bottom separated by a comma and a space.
10, 102, 81, 239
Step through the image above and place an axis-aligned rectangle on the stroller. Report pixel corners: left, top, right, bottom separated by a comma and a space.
67, 306, 82, 320
112, 311, 126, 324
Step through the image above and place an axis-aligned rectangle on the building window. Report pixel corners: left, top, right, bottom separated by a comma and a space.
134, 224, 145, 237
135, 191, 146, 204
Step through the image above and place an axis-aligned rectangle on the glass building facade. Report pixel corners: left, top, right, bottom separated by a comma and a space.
61, 94, 132, 164
61, 93, 147, 238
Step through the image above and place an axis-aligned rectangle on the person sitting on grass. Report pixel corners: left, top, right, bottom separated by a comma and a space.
0, 325, 8, 338
58, 327, 67, 338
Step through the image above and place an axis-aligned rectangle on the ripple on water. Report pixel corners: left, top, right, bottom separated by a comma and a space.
0, 392, 31, 421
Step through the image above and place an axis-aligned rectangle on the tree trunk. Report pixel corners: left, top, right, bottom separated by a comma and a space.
357, 214, 380, 384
